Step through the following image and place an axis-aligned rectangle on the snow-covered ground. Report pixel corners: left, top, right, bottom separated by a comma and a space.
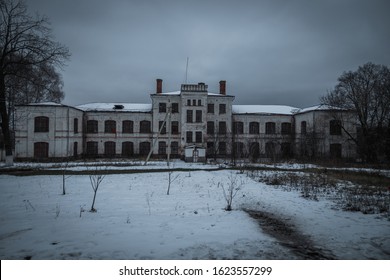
0, 166, 389, 260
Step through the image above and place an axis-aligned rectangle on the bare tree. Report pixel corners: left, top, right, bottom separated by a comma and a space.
321, 62, 390, 162
89, 167, 105, 212
0, 0, 70, 165
220, 172, 244, 211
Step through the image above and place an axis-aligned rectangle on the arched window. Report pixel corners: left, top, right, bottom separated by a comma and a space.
301, 121, 307, 134
281, 122, 292, 134
139, 142, 151, 155
86, 141, 98, 155
265, 122, 276, 134
122, 120, 133, 133
105, 120, 116, 133
87, 120, 98, 133
140, 121, 151, 133
122, 142, 134, 157
34, 116, 49, 132
104, 141, 116, 156
34, 142, 49, 158
249, 122, 259, 134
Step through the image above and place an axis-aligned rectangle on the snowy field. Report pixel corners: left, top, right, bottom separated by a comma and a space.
0, 163, 389, 260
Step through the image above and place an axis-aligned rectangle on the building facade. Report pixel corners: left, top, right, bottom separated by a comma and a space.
13, 80, 358, 161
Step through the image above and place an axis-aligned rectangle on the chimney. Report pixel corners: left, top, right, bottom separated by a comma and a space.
219, 80, 226, 95
156, 79, 163, 94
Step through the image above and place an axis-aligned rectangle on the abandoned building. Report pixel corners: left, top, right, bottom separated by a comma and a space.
13, 79, 358, 162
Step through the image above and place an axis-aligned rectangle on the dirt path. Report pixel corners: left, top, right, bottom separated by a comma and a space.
244, 209, 335, 259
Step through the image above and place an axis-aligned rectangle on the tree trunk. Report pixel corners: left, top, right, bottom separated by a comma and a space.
0, 73, 13, 165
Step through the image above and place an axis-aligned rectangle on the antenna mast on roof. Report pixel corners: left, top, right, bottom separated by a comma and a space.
185, 57, 189, 84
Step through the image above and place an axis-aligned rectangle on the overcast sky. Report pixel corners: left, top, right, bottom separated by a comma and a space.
27, 0, 390, 108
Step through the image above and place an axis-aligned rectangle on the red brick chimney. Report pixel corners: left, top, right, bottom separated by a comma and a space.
156, 79, 163, 94
219, 80, 226, 95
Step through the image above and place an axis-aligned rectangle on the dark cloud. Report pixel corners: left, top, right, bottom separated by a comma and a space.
28, 0, 390, 108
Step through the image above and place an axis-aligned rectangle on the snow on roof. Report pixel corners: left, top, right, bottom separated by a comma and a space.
27, 102, 64, 106
155, 91, 225, 96
76, 103, 152, 112
233, 105, 300, 115
296, 104, 342, 114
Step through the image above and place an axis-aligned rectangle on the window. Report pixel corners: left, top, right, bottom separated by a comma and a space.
265, 122, 276, 134
172, 103, 179, 113
140, 120, 151, 133
195, 110, 202, 123
122, 120, 133, 133
86, 141, 98, 156
34, 142, 48, 158
186, 110, 193, 123
281, 142, 292, 158
171, 142, 179, 155
195, 131, 202, 143
74, 118, 78, 133
301, 121, 307, 135
34, 116, 49, 132
139, 142, 151, 155
330, 143, 342, 158
159, 103, 166, 113
233, 122, 244, 134
198, 100, 202, 106
234, 142, 244, 158
249, 122, 259, 134
207, 103, 214, 114
219, 121, 227, 134
122, 142, 134, 157
105, 120, 116, 133
330, 120, 342, 135
281, 122, 292, 135
265, 142, 275, 158
186, 131, 193, 143
159, 121, 166, 134
207, 121, 214, 134
219, 142, 226, 155
219, 104, 226, 114
187, 100, 191, 106
104, 141, 116, 157
207, 142, 214, 155
73, 142, 78, 157
86, 120, 98, 133
249, 142, 260, 158
171, 121, 179, 134
158, 141, 166, 155
192, 100, 196, 106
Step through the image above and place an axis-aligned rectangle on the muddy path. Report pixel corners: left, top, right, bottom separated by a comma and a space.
244, 209, 335, 259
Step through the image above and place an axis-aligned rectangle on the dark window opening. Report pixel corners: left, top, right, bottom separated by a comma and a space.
207, 103, 214, 114
34, 116, 49, 132
249, 122, 259, 134
104, 141, 116, 157
281, 122, 292, 135
159, 103, 166, 113
105, 120, 116, 133
265, 122, 276, 134
122, 120, 133, 133
34, 142, 49, 158
86, 120, 98, 133
86, 141, 98, 156
140, 120, 151, 133
122, 142, 134, 157
74, 118, 78, 134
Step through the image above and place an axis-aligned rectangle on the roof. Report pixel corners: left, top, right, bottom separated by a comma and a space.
76, 103, 152, 112
233, 105, 300, 115
296, 104, 343, 114
26, 102, 65, 106
152, 91, 226, 97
